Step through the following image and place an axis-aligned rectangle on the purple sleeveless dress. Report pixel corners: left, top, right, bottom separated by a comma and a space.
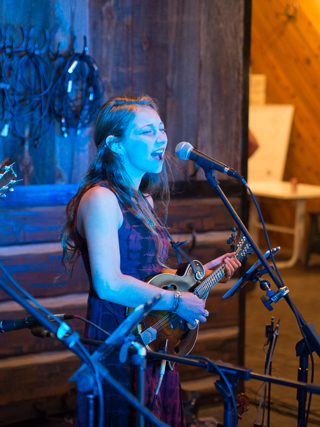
74, 187, 186, 427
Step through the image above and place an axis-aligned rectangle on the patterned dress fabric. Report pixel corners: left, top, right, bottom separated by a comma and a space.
74, 186, 186, 427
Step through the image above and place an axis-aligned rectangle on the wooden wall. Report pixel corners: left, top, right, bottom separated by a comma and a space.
251, 0, 320, 248
0, 0, 249, 424
0, 195, 243, 425
89, 0, 245, 181
1, 0, 246, 184
1, 0, 93, 185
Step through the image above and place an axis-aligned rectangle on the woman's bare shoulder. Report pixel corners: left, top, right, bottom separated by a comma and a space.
81, 185, 118, 204
78, 186, 123, 233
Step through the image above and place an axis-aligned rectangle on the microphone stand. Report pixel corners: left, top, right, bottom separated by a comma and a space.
27, 327, 320, 427
0, 278, 168, 427
202, 169, 320, 427
81, 338, 320, 426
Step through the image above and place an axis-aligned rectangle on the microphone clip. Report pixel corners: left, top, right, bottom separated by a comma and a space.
260, 280, 289, 311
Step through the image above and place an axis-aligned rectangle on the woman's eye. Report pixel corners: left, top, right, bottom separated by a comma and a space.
161, 128, 166, 133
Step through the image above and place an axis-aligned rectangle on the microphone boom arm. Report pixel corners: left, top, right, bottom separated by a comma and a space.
202, 170, 307, 327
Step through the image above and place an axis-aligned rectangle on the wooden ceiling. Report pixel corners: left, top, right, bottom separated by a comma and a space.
251, 0, 320, 186
251, 0, 320, 248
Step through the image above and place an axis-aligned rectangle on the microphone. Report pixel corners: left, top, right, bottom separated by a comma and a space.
175, 142, 244, 180
92, 294, 162, 362
0, 314, 74, 333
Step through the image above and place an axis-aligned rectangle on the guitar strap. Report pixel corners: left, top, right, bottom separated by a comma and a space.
149, 205, 201, 279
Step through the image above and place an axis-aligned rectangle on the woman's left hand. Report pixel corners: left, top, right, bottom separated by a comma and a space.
203, 252, 241, 283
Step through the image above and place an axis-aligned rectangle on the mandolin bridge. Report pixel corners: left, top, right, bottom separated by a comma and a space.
139, 326, 157, 345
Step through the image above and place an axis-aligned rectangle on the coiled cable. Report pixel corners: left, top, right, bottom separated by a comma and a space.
1, 43, 52, 145
51, 37, 104, 137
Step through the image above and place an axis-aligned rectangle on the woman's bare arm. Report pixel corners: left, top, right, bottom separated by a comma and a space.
77, 187, 207, 324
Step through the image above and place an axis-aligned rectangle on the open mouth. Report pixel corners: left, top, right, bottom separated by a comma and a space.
151, 149, 165, 161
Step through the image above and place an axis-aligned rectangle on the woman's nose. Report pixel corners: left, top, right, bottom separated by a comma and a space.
156, 131, 167, 144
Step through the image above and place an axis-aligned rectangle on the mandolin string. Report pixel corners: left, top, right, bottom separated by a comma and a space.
150, 312, 178, 331
150, 259, 230, 331
148, 240, 247, 332
197, 266, 225, 299
150, 270, 221, 331
191, 240, 245, 300
149, 267, 225, 332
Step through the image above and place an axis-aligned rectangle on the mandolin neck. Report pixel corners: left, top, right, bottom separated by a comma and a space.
191, 236, 250, 300
193, 262, 227, 300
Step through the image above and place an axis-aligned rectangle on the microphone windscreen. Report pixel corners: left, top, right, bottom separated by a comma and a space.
175, 142, 193, 160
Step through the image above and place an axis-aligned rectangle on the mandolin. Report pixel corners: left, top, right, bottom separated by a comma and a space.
128, 234, 253, 359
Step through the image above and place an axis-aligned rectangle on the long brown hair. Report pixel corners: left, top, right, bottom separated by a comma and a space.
61, 95, 170, 271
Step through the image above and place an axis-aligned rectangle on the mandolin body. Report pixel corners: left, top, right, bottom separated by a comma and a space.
128, 261, 204, 357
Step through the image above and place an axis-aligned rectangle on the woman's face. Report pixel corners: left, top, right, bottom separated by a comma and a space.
119, 106, 168, 185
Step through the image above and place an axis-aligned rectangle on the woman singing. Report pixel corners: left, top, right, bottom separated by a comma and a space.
61, 95, 241, 426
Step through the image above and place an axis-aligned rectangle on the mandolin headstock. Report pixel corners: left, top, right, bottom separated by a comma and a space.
227, 227, 238, 252
227, 229, 254, 261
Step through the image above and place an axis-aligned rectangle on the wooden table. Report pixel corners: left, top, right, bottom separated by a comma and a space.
248, 181, 320, 268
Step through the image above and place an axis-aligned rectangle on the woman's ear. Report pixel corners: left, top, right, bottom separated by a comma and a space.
105, 135, 122, 154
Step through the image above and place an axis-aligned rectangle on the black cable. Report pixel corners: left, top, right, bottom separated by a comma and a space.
51, 45, 104, 137
245, 389, 320, 426
0, 28, 105, 145
73, 314, 110, 337
246, 185, 285, 289
184, 354, 238, 427
1, 48, 52, 144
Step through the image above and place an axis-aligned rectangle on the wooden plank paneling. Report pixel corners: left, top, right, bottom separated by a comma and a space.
1, 0, 57, 184
131, 0, 168, 118
89, 0, 133, 99
89, 0, 245, 184
54, 0, 93, 184
179, 327, 239, 381
165, 0, 199, 180
1, 0, 92, 185
0, 391, 77, 427
0, 197, 239, 302
0, 250, 88, 301
0, 287, 239, 358
0, 351, 80, 406
197, 0, 244, 177
0, 207, 64, 245
0, 184, 78, 208
165, 198, 241, 233
200, 287, 239, 330
1, 0, 245, 186
0, 294, 88, 357
0, 2, 247, 424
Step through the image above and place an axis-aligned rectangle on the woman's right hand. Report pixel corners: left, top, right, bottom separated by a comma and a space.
175, 292, 207, 326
